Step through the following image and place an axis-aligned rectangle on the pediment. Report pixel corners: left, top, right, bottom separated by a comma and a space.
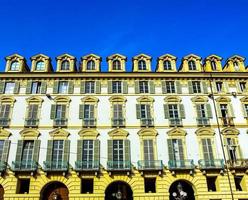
107, 53, 127, 61
183, 54, 201, 60
191, 96, 208, 102
82, 54, 102, 60
137, 96, 154, 102
158, 54, 177, 60
109, 96, 127, 102
108, 128, 129, 139
133, 53, 152, 60
195, 127, 215, 136
228, 55, 245, 62
5, 53, 25, 61
78, 129, 99, 139
26, 96, 43, 103
54, 96, 71, 103
215, 96, 231, 102
138, 128, 158, 137
205, 54, 222, 61
164, 96, 181, 103
0, 128, 11, 139
20, 128, 40, 139
49, 128, 70, 138
221, 127, 239, 135
81, 96, 99, 103
56, 53, 75, 60
0, 96, 16, 103
167, 128, 187, 136
31, 53, 50, 60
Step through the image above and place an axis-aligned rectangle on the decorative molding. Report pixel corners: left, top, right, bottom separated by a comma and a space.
138, 128, 158, 138
195, 127, 215, 136
108, 128, 129, 139
167, 128, 187, 137
20, 128, 40, 139
49, 128, 70, 139
221, 127, 239, 135
0, 128, 11, 139
78, 129, 99, 139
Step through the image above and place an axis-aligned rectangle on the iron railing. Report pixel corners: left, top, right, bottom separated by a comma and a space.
0, 118, 10, 127
75, 160, 100, 171
137, 160, 163, 170
220, 117, 234, 126
43, 161, 69, 171
25, 119, 39, 127
140, 118, 154, 127
168, 159, 194, 170
53, 118, 68, 127
198, 159, 224, 169
169, 118, 182, 127
227, 159, 248, 168
82, 118, 96, 127
197, 118, 210, 126
0, 161, 7, 172
107, 160, 131, 171
12, 160, 38, 171
112, 118, 125, 127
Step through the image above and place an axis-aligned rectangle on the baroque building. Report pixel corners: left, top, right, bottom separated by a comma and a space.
0, 53, 247, 200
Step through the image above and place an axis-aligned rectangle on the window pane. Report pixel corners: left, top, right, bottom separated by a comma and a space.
36, 61, 45, 71
10, 61, 20, 71
4, 82, 15, 94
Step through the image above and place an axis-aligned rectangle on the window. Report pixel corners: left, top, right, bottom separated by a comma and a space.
138, 60, 146, 70
211, 61, 217, 71
83, 104, 94, 119
139, 81, 149, 93
55, 105, 66, 119
0, 104, 10, 120
82, 140, 94, 165
216, 82, 223, 92
188, 60, 196, 70
113, 104, 123, 119
31, 82, 41, 94
220, 104, 228, 118
171, 139, 184, 161
85, 81, 95, 93
21, 141, 34, 166
27, 104, 39, 121
112, 81, 122, 93
10, 61, 20, 71
144, 178, 156, 193
244, 104, 248, 117
61, 60, 70, 70
226, 138, 237, 162
166, 81, 176, 93
81, 179, 94, 194
52, 140, 64, 165
87, 60, 95, 70
192, 81, 201, 93
233, 61, 239, 71
58, 81, 69, 93
17, 179, 30, 194
234, 176, 243, 191
207, 176, 217, 191
0, 140, 4, 160
35, 61, 45, 71
140, 104, 151, 119
143, 139, 154, 161
113, 140, 124, 164
168, 104, 179, 119
202, 138, 214, 162
239, 82, 246, 92
113, 60, 121, 70
4, 82, 15, 94
163, 60, 172, 70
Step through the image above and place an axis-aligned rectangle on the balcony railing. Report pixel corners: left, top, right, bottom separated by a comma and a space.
169, 118, 182, 127
197, 118, 210, 126
221, 117, 234, 126
140, 118, 154, 127
137, 160, 163, 171
0, 161, 7, 172
53, 118, 68, 127
107, 160, 131, 171
112, 118, 125, 127
227, 159, 248, 168
0, 118, 10, 127
198, 159, 224, 169
75, 160, 100, 171
25, 119, 39, 127
43, 161, 69, 171
82, 118, 96, 127
12, 160, 38, 171
168, 159, 194, 170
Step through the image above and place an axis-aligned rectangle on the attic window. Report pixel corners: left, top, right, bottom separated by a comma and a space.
36, 61, 45, 71
163, 60, 172, 70
211, 61, 217, 71
61, 60, 70, 70
113, 60, 121, 70
188, 60, 196, 70
233, 61, 239, 71
138, 60, 146, 70
10, 61, 20, 71
87, 60, 95, 70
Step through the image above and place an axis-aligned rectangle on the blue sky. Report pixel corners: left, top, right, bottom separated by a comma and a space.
0, 0, 247, 71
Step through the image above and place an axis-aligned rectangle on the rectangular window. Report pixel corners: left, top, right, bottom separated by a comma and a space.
82, 140, 94, 162
58, 81, 69, 93
220, 104, 228, 117
17, 179, 30, 194
52, 140, 64, 164
139, 81, 149, 93
113, 140, 124, 162
113, 104, 123, 119
172, 139, 181, 161
83, 105, 94, 119
168, 104, 179, 119
21, 141, 34, 166
239, 82, 246, 92
4, 82, 15, 94
55, 105, 66, 119
216, 82, 223, 92
207, 176, 217, 191
202, 138, 214, 162
0, 140, 4, 160
143, 139, 154, 161
234, 176, 243, 191
85, 81, 95, 93
31, 82, 41, 94
226, 138, 237, 162
112, 81, 122, 93
0, 104, 10, 119
192, 81, 201, 93
244, 104, 248, 116
144, 178, 156, 193
198, 104, 207, 118
27, 104, 39, 119
140, 104, 151, 119
166, 81, 176, 93
81, 179, 94, 194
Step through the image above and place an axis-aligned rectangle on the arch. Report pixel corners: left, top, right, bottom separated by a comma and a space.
195, 127, 215, 136
167, 128, 187, 137
0, 184, 4, 200
164, 96, 181, 103
108, 128, 129, 139
10, 61, 20, 71
169, 180, 195, 200
221, 127, 239, 135
105, 181, 133, 200
0, 96, 16, 104
26, 96, 43, 103
40, 181, 69, 200
0, 128, 11, 139
36, 61, 45, 70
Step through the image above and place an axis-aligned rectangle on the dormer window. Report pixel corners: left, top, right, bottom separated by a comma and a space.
113, 60, 121, 70
36, 61, 45, 71
87, 60, 95, 70
61, 60, 70, 70
163, 60, 172, 70
211, 61, 217, 71
138, 60, 146, 70
188, 60, 196, 70
10, 61, 20, 71
233, 61, 239, 71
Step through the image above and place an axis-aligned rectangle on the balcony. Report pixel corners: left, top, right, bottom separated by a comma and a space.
0, 118, 10, 127
197, 118, 210, 127
107, 160, 131, 171
53, 118, 68, 127
24, 119, 39, 127
137, 160, 163, 171
12, 160, 38, 172
227, 159, 248, 169
82, 118, 96, 127
112, 118, 125, 127
168, 159, 194, 170
43, 161, 69, 172
75, 160, 100, 171
198, 159, 224, 169
169, 118, 182, 127
220, 117, 234, 126
140, 118, 154, 127
0, 161, 7, 172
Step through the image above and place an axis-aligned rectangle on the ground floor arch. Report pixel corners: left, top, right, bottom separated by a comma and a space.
169, 180, 195, 200
40, 181, 69, 200
105, 181, 133, 200
0, 185, 3, 200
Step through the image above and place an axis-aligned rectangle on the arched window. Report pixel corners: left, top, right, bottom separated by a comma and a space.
87, 60, 95, 70
188, 60, 196, 70
36, 61, 45, 71
163, 60, 172, 70
211, 61, 217, 71
113, 60, 121, 70
10, 61, 20, 71
233, 61, 239, 71
138, 60, 146, 70
61, 60, 70, 70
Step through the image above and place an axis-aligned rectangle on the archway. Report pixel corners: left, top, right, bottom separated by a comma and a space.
0, 185, 4, 200
105, 181, 133, 200
40, 181, 69, 200
169, 180, 195, 200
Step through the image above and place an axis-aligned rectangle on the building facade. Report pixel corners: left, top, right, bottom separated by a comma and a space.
0, 53, 248, 200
